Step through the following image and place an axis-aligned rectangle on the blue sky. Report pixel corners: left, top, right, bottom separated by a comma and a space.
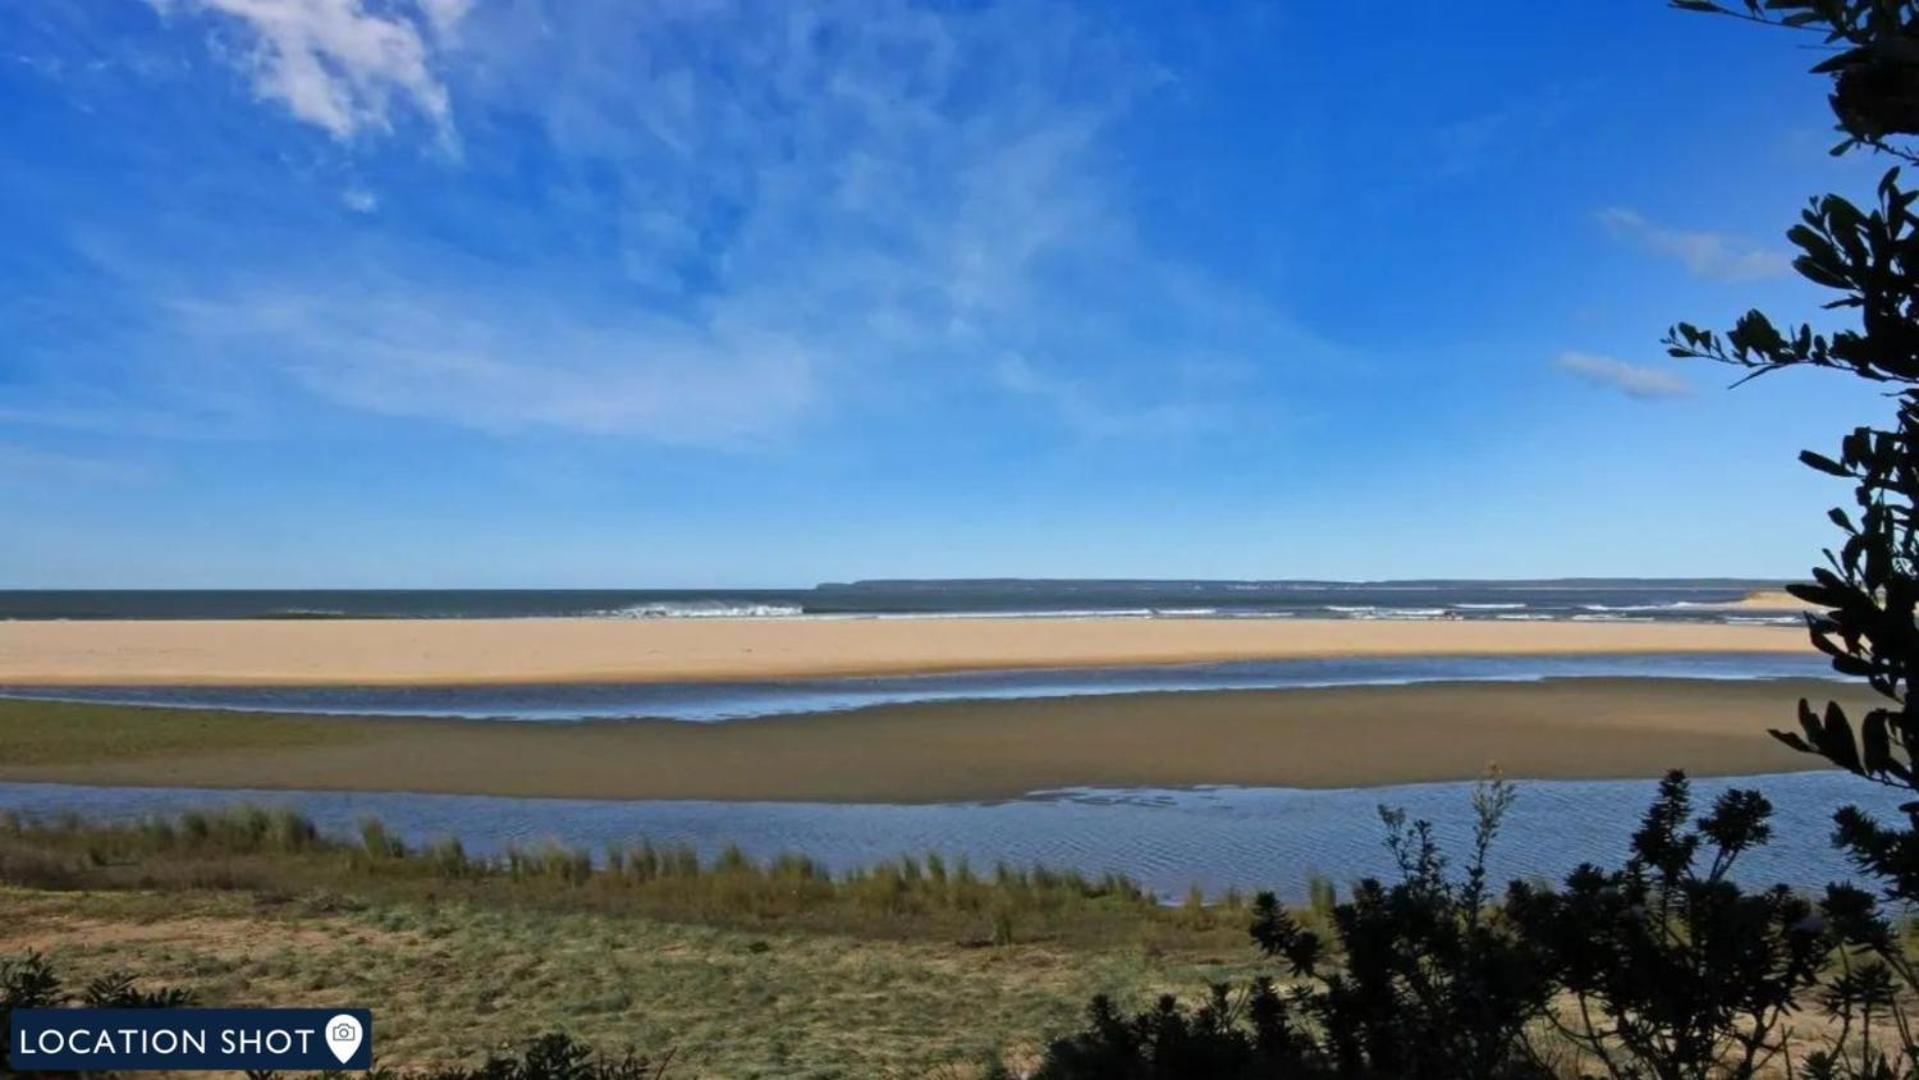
0, 0, 1896, 587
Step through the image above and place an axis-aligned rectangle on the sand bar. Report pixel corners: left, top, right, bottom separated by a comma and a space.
1713, 588, 1816, 611
0, 679, 1865, 802
0, 616, 1810, 686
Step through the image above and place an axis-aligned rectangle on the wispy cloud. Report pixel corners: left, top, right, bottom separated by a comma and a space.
165, 289, 819, 447
994, 355, 1207, 438
1597, 207, 1789, 282
93, 0, 1314, 446
1554, 350, 1689, 400
146, 0, 461, 141
1429, 90, 1572, 178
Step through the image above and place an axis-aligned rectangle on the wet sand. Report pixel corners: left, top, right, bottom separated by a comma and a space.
0, 616, 1808, 686
0, 678, 1862, 802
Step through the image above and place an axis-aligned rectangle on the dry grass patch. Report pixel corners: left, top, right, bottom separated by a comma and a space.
0, 886, 1263, 1078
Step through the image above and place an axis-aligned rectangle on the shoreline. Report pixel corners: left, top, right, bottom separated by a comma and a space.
0, 677, 1863, 803
0, 615, 1809, 687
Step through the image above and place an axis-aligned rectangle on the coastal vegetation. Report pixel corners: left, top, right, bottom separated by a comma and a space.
0, 803, 1236, 951
0, 804, 1269, 1075
1035, 771, 1907, 1078
1, 775, 1915, 1077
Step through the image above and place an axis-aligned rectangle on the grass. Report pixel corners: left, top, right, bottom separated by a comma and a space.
0, 698, 365, 765
1, 887, 1267, 1077
0, 806, 1279, 1076
0, 806, 1258, 951
6, 807, 1903, 1075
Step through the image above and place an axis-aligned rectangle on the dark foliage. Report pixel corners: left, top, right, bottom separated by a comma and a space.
1660, 2, 1919, 1070
1663, 0, 1919, 831
1504, 774, 1827, 1079
439, 1032, 669, 1080
1261, 780, 1551, 1080
1036, 778, 1550, 1079
1672, 2, 1919, 162
1031, 982, 1319, 1080
1036, 773, 1879, 1079
322, 1032, 673, 1080
1662, 5, 1919, 1071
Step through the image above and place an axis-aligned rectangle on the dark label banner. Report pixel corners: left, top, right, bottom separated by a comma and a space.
8, 1007, 373, 1071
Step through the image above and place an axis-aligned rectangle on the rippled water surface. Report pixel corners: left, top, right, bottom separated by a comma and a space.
0, 772, 1896, 900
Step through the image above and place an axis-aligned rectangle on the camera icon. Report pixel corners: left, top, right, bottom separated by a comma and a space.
323, 1014, 364, 1064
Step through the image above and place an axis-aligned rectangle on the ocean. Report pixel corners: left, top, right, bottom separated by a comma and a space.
0, 578, 1797, 623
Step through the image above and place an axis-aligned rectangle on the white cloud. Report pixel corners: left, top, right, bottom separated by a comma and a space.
148, 0, 461, 141
1597, 207, 1790, 282
109, 0, 1321, 445
417, 0, 471, 36
340, 186, 378, 212
1554, 351, 1690, 400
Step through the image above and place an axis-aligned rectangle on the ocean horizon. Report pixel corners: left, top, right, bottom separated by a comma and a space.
0, 577, 1798, 624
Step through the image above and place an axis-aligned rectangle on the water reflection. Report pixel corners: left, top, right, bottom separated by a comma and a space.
0, 652, 1837, 723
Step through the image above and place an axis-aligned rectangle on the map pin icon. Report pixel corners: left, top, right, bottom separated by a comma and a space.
324, 1014, 363, 1065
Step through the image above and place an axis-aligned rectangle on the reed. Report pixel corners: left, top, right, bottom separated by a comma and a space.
0, 805, 1246, 951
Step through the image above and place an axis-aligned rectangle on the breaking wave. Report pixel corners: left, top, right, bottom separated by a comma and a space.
599, 602, 807, 619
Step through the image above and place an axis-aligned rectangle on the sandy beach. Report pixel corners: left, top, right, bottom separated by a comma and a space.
0, 678, 1860, 801
0, 615, 1809, 686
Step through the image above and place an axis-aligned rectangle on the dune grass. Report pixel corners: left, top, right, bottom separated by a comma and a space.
2, 886, 1272, 1077
0, 805, 1260, 949
0, 698, 366, 765
0, 806, 1279, 1076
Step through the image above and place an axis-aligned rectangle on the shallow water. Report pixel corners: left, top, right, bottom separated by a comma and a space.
0, 652, 1837, 722
0, 772, 1901, 901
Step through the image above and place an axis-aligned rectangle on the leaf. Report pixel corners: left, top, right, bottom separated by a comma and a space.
1810, 45, 1872, 74
1863, 710, 1894, 775
1787, 581, 1845, 607
1800, 450, 1852, 477
1770, 728, 1815, 754
1820, 701, 1864, 774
